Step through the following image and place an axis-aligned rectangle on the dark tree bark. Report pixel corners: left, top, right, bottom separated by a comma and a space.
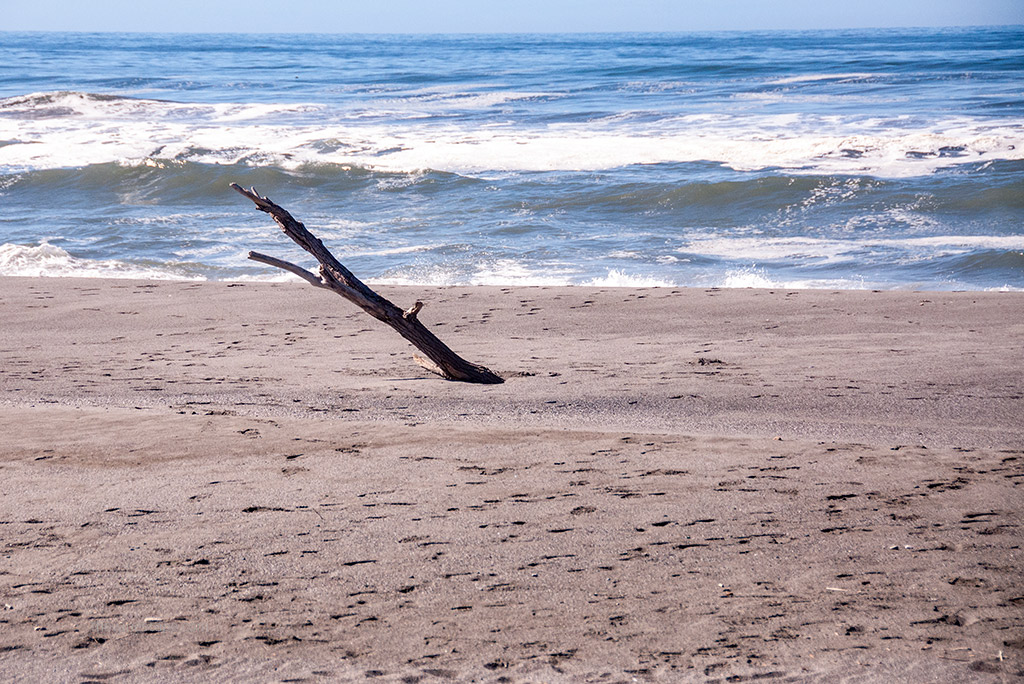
231, 183, 503, 384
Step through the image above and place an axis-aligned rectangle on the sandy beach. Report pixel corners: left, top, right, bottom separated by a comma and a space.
1, 276, 1022, 682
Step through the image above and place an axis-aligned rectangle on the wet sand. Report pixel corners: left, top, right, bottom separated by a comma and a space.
1, 276, 1022, 682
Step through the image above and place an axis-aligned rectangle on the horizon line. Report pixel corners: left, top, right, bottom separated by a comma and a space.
2, 23, 1022, 36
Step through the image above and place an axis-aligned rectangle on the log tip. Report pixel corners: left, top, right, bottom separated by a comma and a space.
230, 183, 269, 207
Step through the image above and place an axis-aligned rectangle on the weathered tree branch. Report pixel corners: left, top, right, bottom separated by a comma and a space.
248, 251, 328, 289
231, 183, 504, 384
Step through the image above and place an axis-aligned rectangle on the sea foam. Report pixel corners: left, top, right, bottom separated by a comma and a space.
2, 92, 1022, 179
0, 242, 202, 280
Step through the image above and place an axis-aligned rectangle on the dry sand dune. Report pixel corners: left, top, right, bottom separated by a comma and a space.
1, 277, 1022, 682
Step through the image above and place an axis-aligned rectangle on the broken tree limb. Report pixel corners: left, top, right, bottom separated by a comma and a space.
231, 183, 504, 384
247, 251, 328, 289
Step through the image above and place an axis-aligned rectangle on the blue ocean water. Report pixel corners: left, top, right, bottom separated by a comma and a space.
1, 28, 1022, 289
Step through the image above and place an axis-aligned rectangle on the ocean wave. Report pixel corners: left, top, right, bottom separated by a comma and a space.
371, 260, 678, 288
584, 269, 676, 288
2, 91, 1022, 178
766, 73, 882, 86
3, 240, 1019, 292
716, 267, 874, 290
382, 87, 562, 111
0, 242, 205, 280
680, 235, 1024, 264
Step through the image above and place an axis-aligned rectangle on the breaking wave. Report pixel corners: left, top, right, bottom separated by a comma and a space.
2, 91, 1022, 178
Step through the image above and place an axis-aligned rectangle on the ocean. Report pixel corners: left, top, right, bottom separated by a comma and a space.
1, 28, 1022, 290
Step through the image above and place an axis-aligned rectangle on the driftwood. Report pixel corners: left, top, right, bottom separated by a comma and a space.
231, 183, 503, 384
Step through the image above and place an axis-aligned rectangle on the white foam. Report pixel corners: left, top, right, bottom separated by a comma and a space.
469, 259, 574, 286
2, 91, 1022, 178
0, 242, 202, 280
767, 73, 880, 85
584, 269, 676, 288
368, 258, 580, 287
680, 234, 1024, 263
388, 87, 557, 111
716, 266, 872, 290
226, 271, 306, 284
879, 235, 1024, 251
340, 244, 435, 259
374, 261, 675, 288
682, 236, 851, 263
369, 264, 464, 287
720, 268, 778, 289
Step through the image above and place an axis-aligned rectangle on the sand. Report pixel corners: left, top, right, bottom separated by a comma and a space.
1, 276, 1022, 682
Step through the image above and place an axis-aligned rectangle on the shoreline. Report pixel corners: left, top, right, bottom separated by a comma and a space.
1, 276, 1022, 681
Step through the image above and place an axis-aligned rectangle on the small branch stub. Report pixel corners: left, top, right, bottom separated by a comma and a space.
231, 183, 504, 384
404, 301, 424, 320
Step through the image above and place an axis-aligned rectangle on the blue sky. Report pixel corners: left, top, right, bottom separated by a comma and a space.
2, 0, 1022, 33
